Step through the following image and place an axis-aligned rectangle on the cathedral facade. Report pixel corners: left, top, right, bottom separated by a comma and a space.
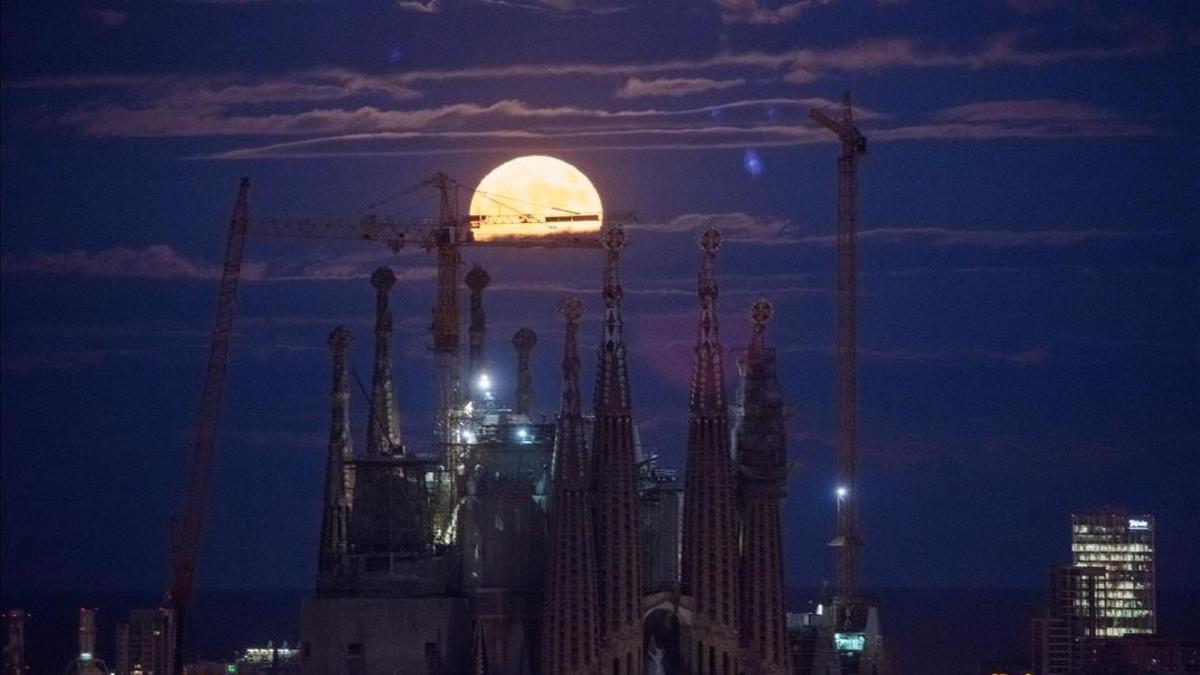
300, 227, 792, 675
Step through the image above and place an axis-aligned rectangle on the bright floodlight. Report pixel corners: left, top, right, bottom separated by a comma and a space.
478, 373, 491, 391
517, 427, 529, 440
836, 486, 848, 498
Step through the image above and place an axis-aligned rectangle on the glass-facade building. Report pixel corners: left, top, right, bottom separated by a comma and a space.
1071, 511, 1156, 637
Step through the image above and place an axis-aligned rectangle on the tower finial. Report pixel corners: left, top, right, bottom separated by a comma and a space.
596, 225, 631, 413
691, 228, 726, 414
698, 229, 721, 293
465, 264, 491, 395
561, 295, 584, 325
319, 326, 354, 579
512, 327, 538, 416
367, 266, 402, 455
602, 226, 626, 308
750, 297, 772, 354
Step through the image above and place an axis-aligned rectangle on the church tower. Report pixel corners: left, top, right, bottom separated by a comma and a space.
540, 297, 601, 675
681, 229, 742, 675
592, 226, 644, 675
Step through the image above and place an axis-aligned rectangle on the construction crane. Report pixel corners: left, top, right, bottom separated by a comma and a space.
166, 173, 610, 674
810, 92, 868, 610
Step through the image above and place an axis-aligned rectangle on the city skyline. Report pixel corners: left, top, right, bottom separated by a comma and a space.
2, 0, 1197, 615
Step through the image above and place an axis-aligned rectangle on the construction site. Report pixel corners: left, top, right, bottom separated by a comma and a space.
2, 95, 887, 675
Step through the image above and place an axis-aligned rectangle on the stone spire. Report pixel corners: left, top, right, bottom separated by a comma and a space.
541, 296, 600, 675
736, 300, 792, 675
367, 267, 402, 455
681, 228, 742, 674
591, 225, 643, 674
511, 327, 537, 415
318, 326, 354, 578
465, 264, 491, 391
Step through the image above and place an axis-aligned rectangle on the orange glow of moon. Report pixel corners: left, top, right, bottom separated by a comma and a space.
468, 155, 603, 241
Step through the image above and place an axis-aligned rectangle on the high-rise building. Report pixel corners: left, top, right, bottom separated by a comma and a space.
1031, 564, 1104, 675
1071, 511, 1156, 637
116, 608, 176, 675
65, 609, 108, 675
640, 465, 683, 596
3, 610, 27, 675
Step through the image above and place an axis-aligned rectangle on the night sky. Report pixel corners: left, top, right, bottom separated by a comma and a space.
2, 0, 1197, 600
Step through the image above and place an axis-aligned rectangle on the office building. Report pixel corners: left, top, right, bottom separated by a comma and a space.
1071, 511, 1156, 637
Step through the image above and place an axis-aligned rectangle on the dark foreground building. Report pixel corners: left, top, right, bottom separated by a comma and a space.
297, 227, 796, 675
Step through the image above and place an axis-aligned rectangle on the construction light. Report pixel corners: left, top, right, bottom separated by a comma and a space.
836, 486, 848, 499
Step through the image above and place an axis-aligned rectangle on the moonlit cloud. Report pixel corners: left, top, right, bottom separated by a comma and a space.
794, 227, 1172, 248
80, 8, 129, 27
0, 245, 267, 280
713, 0, 825, 25
616, 77, 746, 98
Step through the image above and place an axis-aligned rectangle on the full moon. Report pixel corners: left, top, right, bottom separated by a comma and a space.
468, 155, 603, 241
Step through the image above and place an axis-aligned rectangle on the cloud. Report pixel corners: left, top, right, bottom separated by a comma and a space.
22, 27, 1165, 97
0, 243, 446, 284
871, 99, 1153, 142
80, 8, 129, 27
380, 30, 1164, 84
616, 77, 746, 98
793, 227, 1167, 248
637, 212, 800, 244
398, 0, 444, 11
55, 93, 846, 139
398, 0, 634, 14
714, 0, 825, 25
19, 67, 427, 105
1003, 0, 1061, 13
1, 345, 154, 374
0, 244, 268, 280
859, 346, 1050, 365
18, 31, 1160, 155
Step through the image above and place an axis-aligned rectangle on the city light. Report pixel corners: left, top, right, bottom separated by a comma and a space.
836, 486, 848, 499
478, 373, 491, 391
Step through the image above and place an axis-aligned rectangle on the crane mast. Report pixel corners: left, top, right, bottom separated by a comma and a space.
166, 174, 606, 673
810, 92, 867, 608
168, 177, 250, 675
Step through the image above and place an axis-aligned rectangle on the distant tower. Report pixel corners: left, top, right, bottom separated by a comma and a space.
367, 267, 403, 455
1071, 511, 1157, 636
66, 609, 107, 674
511, 327, 537, 416
318, 326, 355, 582
591, 225, 644, 675
681, 228, 742, 674
465, 264, 491, 391
735, 299, 792, 675
3, 610, 26, 675
541, 296, 601, 675
116, 608, 176, 675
